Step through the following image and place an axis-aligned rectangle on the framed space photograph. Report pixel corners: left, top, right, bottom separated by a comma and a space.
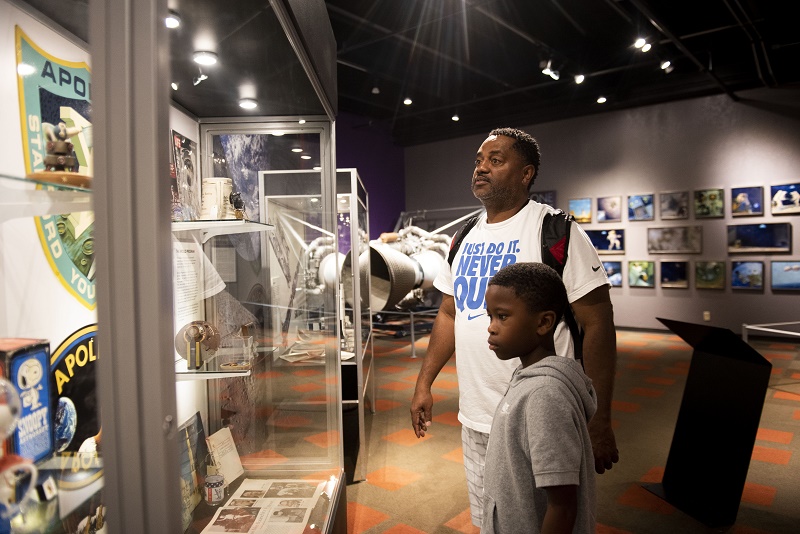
727, 223, 792, 253
771, 261, 800, 290
585, 229, 625, 254
695, 261, 725, 289
530, 190, 557, 207
660, 261, 689, 288
694, 188, 724, 218
628, 194, 655, 221
731, 186, 763, 217
596, 196, 622, 222
731, 261, 764, 290
628, 261, 655, 287
602, 261, 623, 287
770, 182, 800, 215
659, 191, 690, 220
647, 226, 702, 254
569, 198, 592, 223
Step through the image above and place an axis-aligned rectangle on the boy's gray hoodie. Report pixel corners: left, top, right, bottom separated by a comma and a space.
481, 356, 597, 534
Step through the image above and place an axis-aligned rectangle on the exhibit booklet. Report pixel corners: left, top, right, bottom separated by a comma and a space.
206, 426, 244, 484
200, 479, 325, 533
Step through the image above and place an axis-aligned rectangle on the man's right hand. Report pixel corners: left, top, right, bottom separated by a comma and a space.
410, 389, 433, 437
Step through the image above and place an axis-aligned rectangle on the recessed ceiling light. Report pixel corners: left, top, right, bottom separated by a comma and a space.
403, 97, 413, 105
239, 98, 258, 109
641, 43, 652, 53
301, 155, 311, 160
660, 60, 671, 70
272, 131, 285, 136
451, 114, 460, 121
597, 96, 607, 104
192, 51, 218, 66
291, 147, 302, 153
371, 86, 380, 95
634, 38, 646, 49
17, 63, 36, 76
165, 10, 181, 29
574, 74, 585, 84
171, 82, 178, 91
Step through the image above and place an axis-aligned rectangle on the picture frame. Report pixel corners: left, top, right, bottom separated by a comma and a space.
585, 229, 625, 254
596, 196, 622, 222
530, 190, 557, 207
695, 261, 725, 289
171, 129, 201, 221
731, 261, 764, 290
647, 226, 702, 254
770, 182, 800, 215
694, 188, 724, 218
727, 223, 792, 254
770, 261, 800, 290
568, 198, 592, 223
659, 191, 690, 220
628, 261, 655, 287
602, 261, 623, 287
628, 194, 655, 221
660, 261, 689, 288
731, 186, 764, 217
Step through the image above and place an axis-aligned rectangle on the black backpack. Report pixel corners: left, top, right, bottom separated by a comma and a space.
446, 210, 585, 362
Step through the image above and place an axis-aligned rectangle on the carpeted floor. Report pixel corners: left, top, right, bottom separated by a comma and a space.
345, 329, 800, 534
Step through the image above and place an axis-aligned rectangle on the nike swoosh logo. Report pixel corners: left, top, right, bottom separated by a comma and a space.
467, 312, 485, 320
592, 265, 601, 272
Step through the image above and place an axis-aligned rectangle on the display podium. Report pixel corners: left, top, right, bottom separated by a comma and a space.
647, 318, 772, 527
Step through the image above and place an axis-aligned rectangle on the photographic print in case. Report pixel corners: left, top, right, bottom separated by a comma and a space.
731, 186, 763, 217
628, 261, 655, 287
661, 261, 689, 288
695, 261, 725, 289
659, 191, 690, 220
694, 188, 724, 218
586, 229, 624, 254
647, 226, 702, 254
770, 183, 800, 215
727, 223, 792, 253
771, 261, 800, 290
569, 198, 592, 223
731, 261, 764, 290
597, 196, 622, 222
628, 194, 654, 221
602, 261, 623, 287
171, 130, 201, 221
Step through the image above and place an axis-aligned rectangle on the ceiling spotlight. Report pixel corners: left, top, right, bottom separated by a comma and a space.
541, 59, 553, 76
403, 97, 413, 105
597, 96, 607, 104
301, 155, 312, 160
192, 73, 208, 86
660, 60, 671, 70
371, 86, 380, 95
171, 82, 178, 91
574, 74, 585, 84
165, 10, 181, 29
549, 70, 560, 81
634, 38, 646, 49
291, 147, 303, 153
641, 43, 652, 53
239, 98, 258, 109
192, 51, 218, 66
451, 114, 460, 121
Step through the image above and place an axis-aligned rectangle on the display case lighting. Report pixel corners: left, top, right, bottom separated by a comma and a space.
193, 51, 218, 66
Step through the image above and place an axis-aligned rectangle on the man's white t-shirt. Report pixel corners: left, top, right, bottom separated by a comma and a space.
433, 201, 609, 433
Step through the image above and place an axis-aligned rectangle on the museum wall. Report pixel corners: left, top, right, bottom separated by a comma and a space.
404, 88, 800, 332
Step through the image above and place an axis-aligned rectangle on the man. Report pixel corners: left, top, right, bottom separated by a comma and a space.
410, 127, 619, 527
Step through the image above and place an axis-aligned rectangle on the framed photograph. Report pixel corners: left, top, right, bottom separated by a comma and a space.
171, 130, 201, 221
596, 196, 622, 222
602, 261, 623, 287
530, 190, 557, 207
659, 191, 690, 220
585, 229, 625, 254
727, 223, 792, 253
771, 261, 800, 290
647, 226, 702, 254
660, 261, 689, 288
731, 261, 764, 290
731, 186, 764, 217
628, 261, 655, 287
770, 183, 800, 215
569, 198, 592, 223
695, 261, 725, 289
694, 188, 724, 218
628, 194, 655, 221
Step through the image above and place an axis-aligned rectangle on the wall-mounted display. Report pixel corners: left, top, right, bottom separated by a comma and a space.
602, 261, 623, 287
660, 261, 689, 288
694, 188, 724, 218
727, 223, 792, 254
771, 261, 800, 290
530, 190, 557, 207
659, 191, 690, 220
585, 229, 624, 254
695, 261, 725, 289
628, 194, 654, 221
569, 197, 592, 223
597, 196, 622, 222
629, 261, 655, 287
731, 261, 764, 290
770, 183, 800, 215
731, 186, 763, 217
647, 226, 702, 254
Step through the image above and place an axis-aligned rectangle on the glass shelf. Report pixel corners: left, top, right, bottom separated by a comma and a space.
0, 172, 92, 222
171, 219, 274, 243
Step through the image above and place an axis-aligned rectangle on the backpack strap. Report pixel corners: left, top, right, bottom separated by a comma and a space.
447, 215, 480, 266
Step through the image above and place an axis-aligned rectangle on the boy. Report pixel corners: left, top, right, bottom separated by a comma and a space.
482, 262, 597, 534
